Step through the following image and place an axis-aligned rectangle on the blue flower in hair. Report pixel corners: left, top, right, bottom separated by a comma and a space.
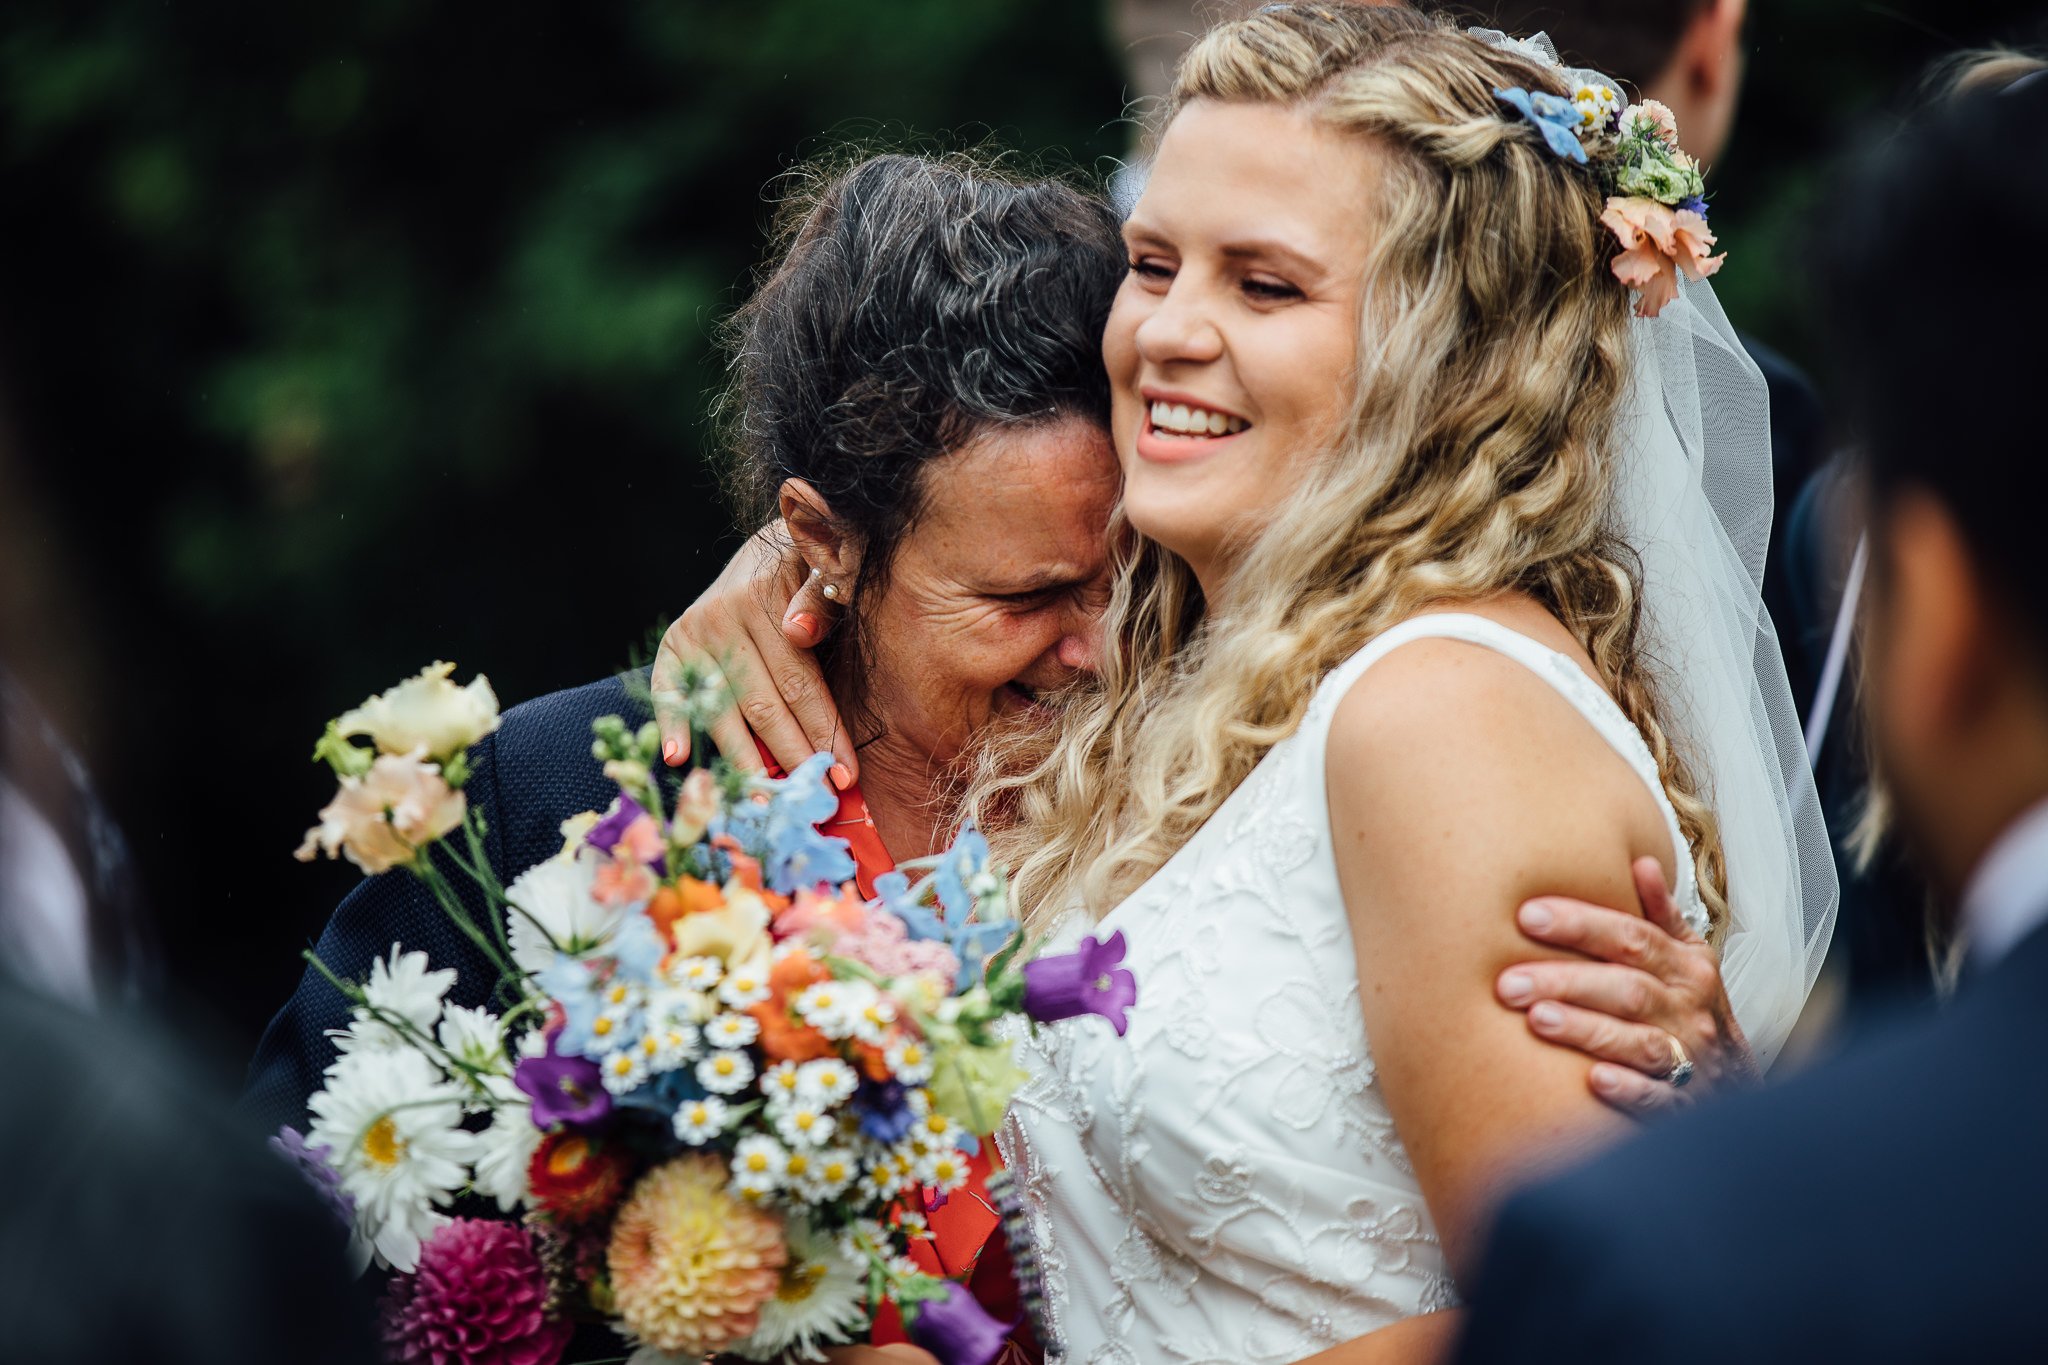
1493, 86, 1589, 165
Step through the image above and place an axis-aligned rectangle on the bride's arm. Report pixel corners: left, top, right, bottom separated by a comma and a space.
1325, 638, 1654, 1284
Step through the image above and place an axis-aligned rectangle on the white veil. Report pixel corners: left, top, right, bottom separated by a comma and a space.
1472, 28, 1839, 1065
1617, 276, 1837, 1067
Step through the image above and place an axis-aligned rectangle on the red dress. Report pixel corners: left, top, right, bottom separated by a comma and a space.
754, 746, 1039, 1358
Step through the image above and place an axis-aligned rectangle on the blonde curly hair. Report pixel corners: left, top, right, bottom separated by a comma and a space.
976, 3, 1728, 937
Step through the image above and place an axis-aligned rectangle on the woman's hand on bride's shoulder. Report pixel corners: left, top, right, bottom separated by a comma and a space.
651, 521, 853, 780
1495, 855, 1759, 1115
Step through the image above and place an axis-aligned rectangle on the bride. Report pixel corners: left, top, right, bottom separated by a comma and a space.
969, 6, 1832, 1362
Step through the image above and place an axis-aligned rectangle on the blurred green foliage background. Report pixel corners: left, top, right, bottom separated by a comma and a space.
0, 0, 2039, 1045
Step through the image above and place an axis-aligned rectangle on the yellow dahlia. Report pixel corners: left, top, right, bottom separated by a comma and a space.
607, 1154, 787, 1355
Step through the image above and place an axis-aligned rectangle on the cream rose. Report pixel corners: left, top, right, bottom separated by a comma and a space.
336, 661, 501, 765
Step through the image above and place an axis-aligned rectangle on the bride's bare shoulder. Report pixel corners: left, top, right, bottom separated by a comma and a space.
1321, 595, 1670, 899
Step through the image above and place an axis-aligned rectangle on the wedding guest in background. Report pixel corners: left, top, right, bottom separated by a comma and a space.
1455, 74, 2048, 1363
1779, 46, 2045, 1015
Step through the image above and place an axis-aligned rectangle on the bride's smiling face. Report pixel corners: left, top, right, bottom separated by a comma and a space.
1105, 99, 1382, 592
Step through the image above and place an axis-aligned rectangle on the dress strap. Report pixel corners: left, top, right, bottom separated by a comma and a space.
1304, 612, 1700, 915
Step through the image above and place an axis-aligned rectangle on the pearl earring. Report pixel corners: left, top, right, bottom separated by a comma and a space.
822, 582, 840, 601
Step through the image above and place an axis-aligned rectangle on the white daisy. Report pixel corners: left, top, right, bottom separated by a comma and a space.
773, 1101, 836, 1150
732, 1133, 789, 1189
331, 944, 457, 1055
599, 1048, 650, 1095
792, 979, 869, 1039
598, 978, 645, 1013
635, 1024, 699, 1074
793, 1147, 859, 1204
907, 1110, 959, 1156
793, 1057, 858, 1107
469, 1078, 542, 1212
307, 1048, 477, 1272
847, 991, 897, 1045
645, 984, 712, 1029
671, 1095, 729, 1145
504, 854, 631, 972
696, 1048, 756, 1095
705, 1011, 760, 1049
584, 1005, 639, 1053
760, 1059, 806, 1105
731, 1218, 868, 1362
856, 1156, 906, 1204
435, 1004, 506, 1078
715, 964, 771, 1009
881, 1039, 933, 1086
897, 1210, 930, 1240
838, 1217, 893, 1262
667, 954, 724, 991
916, 1144, 972, 1195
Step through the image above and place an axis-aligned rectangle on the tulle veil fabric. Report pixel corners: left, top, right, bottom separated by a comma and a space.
1471, 26, 1838, 1062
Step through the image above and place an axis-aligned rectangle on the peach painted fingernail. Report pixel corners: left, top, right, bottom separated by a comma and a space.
662, 738, 682, 766
829, 763, 852, 791
790, 612, 820, 640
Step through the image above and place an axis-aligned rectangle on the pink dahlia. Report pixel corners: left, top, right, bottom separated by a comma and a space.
382, 1218, 573, 1365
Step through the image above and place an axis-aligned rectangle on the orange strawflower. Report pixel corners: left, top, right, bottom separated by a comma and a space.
526, 1132, 633, 1226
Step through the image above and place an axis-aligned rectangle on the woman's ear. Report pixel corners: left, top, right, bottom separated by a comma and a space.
778, 478, 859, 592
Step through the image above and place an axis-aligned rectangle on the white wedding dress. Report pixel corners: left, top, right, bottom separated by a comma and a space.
1000, 613, 1708, 1364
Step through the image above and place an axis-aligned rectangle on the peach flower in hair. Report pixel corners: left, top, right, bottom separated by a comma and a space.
1600, 195, 1725, 318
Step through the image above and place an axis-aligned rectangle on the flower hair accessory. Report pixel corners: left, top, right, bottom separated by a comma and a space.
1493, 87, 1588, 165
1478, 28, 1725, 317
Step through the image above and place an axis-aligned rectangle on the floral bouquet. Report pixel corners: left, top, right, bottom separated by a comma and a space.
279, 662, 1135, 1365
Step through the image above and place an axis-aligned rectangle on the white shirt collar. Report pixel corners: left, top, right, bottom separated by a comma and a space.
1960, 796, 2048, 968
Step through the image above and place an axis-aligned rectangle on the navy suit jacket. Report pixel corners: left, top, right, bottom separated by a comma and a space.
1455, 921, 2048, 1363
244, 673, 659, 1134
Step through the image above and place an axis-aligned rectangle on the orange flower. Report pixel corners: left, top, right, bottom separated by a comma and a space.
647, 876, 725, 946
526, 1132, 633, 1226
1600, 195, 1724, 319
748, 950, 835, 1063
772, 882, 869, 942
712, 834, 763, 891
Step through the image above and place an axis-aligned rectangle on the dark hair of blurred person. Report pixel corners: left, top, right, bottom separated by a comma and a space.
1454, 74, 2048, 1365
1487, 1, 1745, 164
719, 151, 1124, 737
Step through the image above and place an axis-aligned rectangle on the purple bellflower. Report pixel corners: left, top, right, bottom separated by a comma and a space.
908, 1280, 1016, 1365
1021, 930, 1137, 1035
514, 1035, 612, 1130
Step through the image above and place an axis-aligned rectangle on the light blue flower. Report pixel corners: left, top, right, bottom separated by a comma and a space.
537, 955, 605, 1057
1494, 86, 1589, 165
876, 868, 951, 944
609, 913, 668, 985
930, 823, 991, 921
753, 752, 858, 894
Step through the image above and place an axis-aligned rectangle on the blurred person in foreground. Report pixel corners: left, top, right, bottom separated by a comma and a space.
1454, 72, 2048, 1364
0, 440, 374, 1363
